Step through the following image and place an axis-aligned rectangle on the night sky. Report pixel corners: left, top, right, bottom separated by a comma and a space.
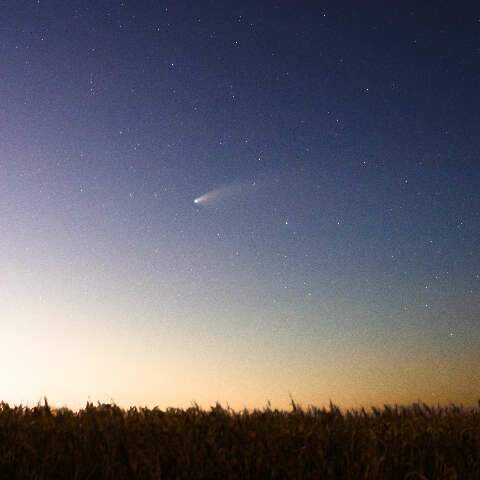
1, 1, 479, 409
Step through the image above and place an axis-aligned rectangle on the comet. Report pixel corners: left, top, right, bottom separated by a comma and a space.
193, 172, 276, 207
193, 183, 244, 206
193, 189, 222, 205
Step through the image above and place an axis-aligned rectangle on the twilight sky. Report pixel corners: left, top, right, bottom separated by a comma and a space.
1, 1, 479, 409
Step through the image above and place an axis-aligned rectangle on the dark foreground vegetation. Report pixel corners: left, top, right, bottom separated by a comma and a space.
0, 400, 478, 479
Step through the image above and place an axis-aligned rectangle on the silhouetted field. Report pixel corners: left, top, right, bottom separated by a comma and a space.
0, 400, 478, 479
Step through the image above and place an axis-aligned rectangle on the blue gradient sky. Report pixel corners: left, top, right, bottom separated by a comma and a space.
0, 1, 479, 408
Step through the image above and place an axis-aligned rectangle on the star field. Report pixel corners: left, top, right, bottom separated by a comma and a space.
0, 1, 479, 408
